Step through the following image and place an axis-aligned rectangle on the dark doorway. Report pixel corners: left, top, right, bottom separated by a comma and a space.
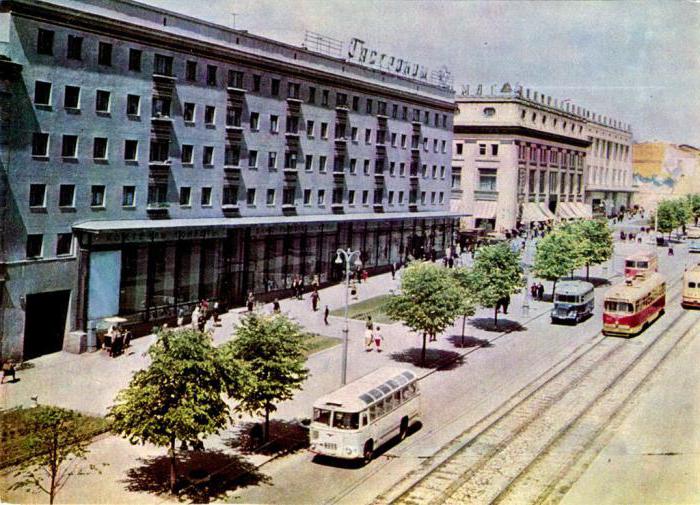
23, 290, 70, 360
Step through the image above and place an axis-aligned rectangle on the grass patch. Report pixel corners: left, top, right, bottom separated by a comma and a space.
305, 333, 341, 356
329, 294, 396, 324
0, 406, 110, 469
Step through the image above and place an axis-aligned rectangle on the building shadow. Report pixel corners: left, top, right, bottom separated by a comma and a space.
389, 347, 464, 370
446, 334, 493, 349
122, 449, 269, 502
224, 419, 309, 456
469, 318, 526, 333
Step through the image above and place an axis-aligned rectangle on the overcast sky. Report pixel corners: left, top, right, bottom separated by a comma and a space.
143, 0, 700, 146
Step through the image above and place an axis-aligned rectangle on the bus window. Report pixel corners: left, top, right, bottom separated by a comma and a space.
394, 391, 402, 405
333, 412, 360, 430
384, 397, 393, 412
401, 387, 410, 401
637, 261, 649, 269
625, 260, 635, 268
690, 282, 697, 289
361, 412, 368, 427
314, 408, 332, 426
369, 404, 378, 420
375, 401, 385, 417
556, 294, 577, 303
604, 301, 633, 313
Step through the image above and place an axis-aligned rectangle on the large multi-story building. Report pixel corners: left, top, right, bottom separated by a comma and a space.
0, 0, 458, 360
451, 84, 633, 231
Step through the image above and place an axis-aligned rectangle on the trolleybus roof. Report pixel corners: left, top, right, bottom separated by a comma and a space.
605, 272, 665, 303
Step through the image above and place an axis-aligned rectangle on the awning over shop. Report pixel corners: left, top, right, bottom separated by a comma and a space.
473, 201, 498, 220
556, 202, 577, 219
572, 202, 593, 219
521, 202, 553, 223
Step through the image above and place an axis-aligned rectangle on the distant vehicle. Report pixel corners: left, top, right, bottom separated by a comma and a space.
603, 272, 666, 336
688, 227, 700, 253
551, 281, 595, 324
681, 264, 700, 309
309, 367, 421, 464
624, 251, 658, 278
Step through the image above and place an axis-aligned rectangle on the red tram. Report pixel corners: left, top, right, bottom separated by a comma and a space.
602, 272, 666, 336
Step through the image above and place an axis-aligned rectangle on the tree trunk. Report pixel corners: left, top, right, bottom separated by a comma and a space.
49, 432, 58, 504
264, 403, 271, 443
461, 315, 467, 347
586, 263, 590, 281
169, 436, 177, 494
421, 332, 427, 365
552, 279, 558, 300
493, 306, 498, 327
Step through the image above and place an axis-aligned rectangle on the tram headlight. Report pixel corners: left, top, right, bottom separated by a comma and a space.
345, 447, 356, 456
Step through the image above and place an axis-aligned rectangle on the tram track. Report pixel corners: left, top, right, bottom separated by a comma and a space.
382, 275, 695, 505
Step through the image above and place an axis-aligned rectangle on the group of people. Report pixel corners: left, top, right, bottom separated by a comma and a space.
104, 324, 132, 358
186, 299, 221, 332
530, 282, 546, 301
364, 316, 384, 352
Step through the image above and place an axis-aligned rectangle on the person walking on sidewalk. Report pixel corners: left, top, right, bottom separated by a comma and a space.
311, 289, 320, 311
537, 283, 545, 301
273, 298, 281, 313
191, 305, 200, 331
364, 316, 374, 351
247, 292, 255, 312
390, 262, 396, 280
373, 326, 384, 352
324, 305, 330, 325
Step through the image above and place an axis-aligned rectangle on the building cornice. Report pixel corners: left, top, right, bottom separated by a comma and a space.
454, 125, 592, 148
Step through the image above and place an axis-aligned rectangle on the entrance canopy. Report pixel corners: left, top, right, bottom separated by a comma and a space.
521, 203, 554, 223
556, 202, 593, 220
473, 201, 497, 220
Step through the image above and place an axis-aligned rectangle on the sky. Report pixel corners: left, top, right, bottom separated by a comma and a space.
142, 0, 700, 146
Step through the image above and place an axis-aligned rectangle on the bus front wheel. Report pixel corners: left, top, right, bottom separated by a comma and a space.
362, 440, 374, 465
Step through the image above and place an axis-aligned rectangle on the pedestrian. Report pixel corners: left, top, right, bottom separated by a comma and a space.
448, 256, 454, 268
361, 269, 369, 283
177, 306, 185, 327
311, 289, 320, 311
197, 312, 206, 333
390, 262, 396, 280
273, 298, 281, 313
668, 246, 674, 256
530, 283, 537, 299
298, 276, 305, 300
191, 305, 200, 331
213, 300, 220, 325
537, 283, 545, 300
503, 295, 510, 315
292, 276, 298, 298
2, 359, 17, 384
247, 291, 255, 312
312, 274, 320, 290
324, 305, 330, 325
364, 325, 374, 351
373, 326, 384, 352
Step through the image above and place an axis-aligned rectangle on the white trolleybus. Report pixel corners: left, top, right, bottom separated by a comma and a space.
309, 367, 421, 464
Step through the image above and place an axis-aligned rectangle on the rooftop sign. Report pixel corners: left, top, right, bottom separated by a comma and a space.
347, 38, 429, 81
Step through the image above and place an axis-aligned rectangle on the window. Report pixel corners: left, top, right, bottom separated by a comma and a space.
366, 98, 373, 114
124, 140, 138, 161
253, 74, 261, 92
442, 114, 448, 128
204, 105, 216, 125
440, 166, 446, 179
431, 165, 437, 179
224, 146, 240, 166
95, 90, 111, 113
185, 60, 197, 81
59, 184, 75, 207
401, 134, 407, 149
336, 92, 347, 107
389, 162, 396, 177
350, 158, 357, 174
398, 191, 404, 204
154, 54, 173, 76
26, 235, 43, 258
56, 233, 72, 256
147, 184, 167, 205
37, 28, 54, 55
433, 139, 438, 153
222, 186, 238, 205
456, 142, 463, 156
91, 185, 105, 207
206, 65, 217, 86
271, 78, 280, 96
202, 146, 213, 165
391, 133, 397, 147
483, 107, 496, 117
62, 135, 78, 158
402, 106, 408, 120
229, 70, 245, 89
250, 111, 260, 130
421, 164, 427, 178
179, 187, 191, 206
430, 192, 436, 204
288, 82, 301, 99
322, 89, 329, 106
34, 81, 51, 105
181, 144, 193, 164
129, 49, 142, 72
285, 152, 297, 169
98, 42, 112, 66
392, 103, 398, 119
305, 154, 313, 171
478, 168, 497, 191
451, 173, 461, 190
351, 127, 359, 142
63, 85, 80, 109
93, 137, 108, 159
319, 156, 327, 172
303, 189, 312, 205
441, 140, 447, 154
317, 189, 325, 205
67, 35, 83, 60
183, 102, 195, 122
283, 188, 295, 206
332, 187, 343, 204
308, 86, 316, 104
126, 94, 140, 116
270, 115, 279, 133
268, 151, 277, 169
201, 187, 212, 206
29, 184, 46, 207
423, 138, 428, 151
363, 159, 370, 175
287, 116, 300, 134
377, 101, 387, 116
388, 191, 394, 205
399, 162, 406, 177
306, 120, 315, 137
539, 171, 546, 193
246, 188, 256, 206
226, 106, 242, 127
320, 122, 329, 139
420, 191, 426, 204
122, 185, 136, 207
478, 143, 486, 156
348, 190, 356, 205
362, 190, 369, 205
352, 96, 360, 111
152, 96, 171, 117
266, 188, 275, 205
248, 150, 258, 168
365, 129, 372, 144
335, 122, 346, 139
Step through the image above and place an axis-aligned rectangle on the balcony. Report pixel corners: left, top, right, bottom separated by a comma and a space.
408, 202, 418, 211
223, 164, 241, 173
331, 202, 344, 213
149, 159, 171, 177
474, 190, 498, 201
374, 172, 385, 182
222, 204, 240, 216
334, 137, 348, 145
286, 94, 302, 104
335, 103, 350, 112
146, 203, 169, 219
227, 85, 246, 94
225, 122, 243, 132
373, 203, 384, 212
285, 130, 301, 138
333, 170, 345, 182
152, 73, 177, 83
151, 113, 173, 124
283, 166, 298, 177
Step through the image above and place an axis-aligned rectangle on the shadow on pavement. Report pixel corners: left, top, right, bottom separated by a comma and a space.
388, 347, 464, 370
447, 334, 493, 349
224, 419, 309, 456
571, 276, 611, 288
469, 318, 527, 333
122, 449, 270, 502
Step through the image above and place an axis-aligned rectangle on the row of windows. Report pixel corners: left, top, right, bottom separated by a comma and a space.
525, 170, 584, 195
27, 183, 444, 211
25, 233, 73, 259
519, 108, 584, 134
35, 28, 450, 128
517, 144, 585, 168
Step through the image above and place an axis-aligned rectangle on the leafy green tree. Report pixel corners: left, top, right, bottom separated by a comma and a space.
109, 329, 233, 493
672, 197, 691, 230
452, 267, 477, 347
384, 261, 464, 364
656, 199, 679, 237
222, 313, 310, 442
686, 194, 700, 226
570, 219, 614, 280
9, 406, 102, 504
532, 228, 578, 298
466, 243, 525, 327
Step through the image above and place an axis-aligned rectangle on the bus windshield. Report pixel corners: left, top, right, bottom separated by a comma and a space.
333, 412, 360, 430
556, 294, 578, 303
604, 300, 633, 313
636, 261, 649, 269
313, 408, 332, 426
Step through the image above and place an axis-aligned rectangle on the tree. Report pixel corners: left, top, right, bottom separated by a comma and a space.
656, 199, 679, 237
686, 194, 700, 226
532, 228, 579, 298
109, 329, 233, 493
9, 406, 100, 504
222, 313, 310, 442
671, 197, 691, 231
570, 219, 613, 280
452, 267, 477, 347
466, 243, 525, 327
384, 261, 464, 364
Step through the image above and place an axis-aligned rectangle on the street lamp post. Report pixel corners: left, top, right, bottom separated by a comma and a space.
335, 248, 362, 386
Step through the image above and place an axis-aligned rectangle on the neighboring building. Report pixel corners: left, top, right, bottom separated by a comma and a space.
451, 85, 591, 232
0, 0, 458, 359
632, 142, 700, 212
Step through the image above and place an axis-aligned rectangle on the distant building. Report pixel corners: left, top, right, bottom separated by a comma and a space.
632, 142, 700, 211
0, 0, 458, 359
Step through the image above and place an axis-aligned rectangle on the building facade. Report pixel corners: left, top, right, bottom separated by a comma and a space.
0, 0, 458, 359
451, 86, 591, 232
